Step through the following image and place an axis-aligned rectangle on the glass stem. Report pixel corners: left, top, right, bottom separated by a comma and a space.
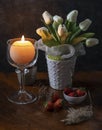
20, 68, 25, 93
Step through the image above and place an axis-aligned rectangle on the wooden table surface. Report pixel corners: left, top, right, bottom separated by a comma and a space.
0, 71, 102, 130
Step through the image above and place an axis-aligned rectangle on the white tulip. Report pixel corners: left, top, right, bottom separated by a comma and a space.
36, 27, 48, 36
57, 24, 68, 43
36, 27, 52, 39
86, 38, 99, 47
37, 27, 48, 31
53, 15, 63, 23
58, 24, 67, 37
67, 10, 78, 22
42, 11, 53, 25
79, 19, 92, 31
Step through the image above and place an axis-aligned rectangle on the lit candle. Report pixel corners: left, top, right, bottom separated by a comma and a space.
10, 35, 35, 65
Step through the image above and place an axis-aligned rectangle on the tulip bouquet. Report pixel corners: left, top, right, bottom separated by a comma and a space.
36, 10, 99, 59
36, 10, 98, 47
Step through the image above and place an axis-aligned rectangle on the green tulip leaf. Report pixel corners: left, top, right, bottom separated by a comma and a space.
80, 33, 95, 38
42, 39, 60, 47
72, 37, 86, 45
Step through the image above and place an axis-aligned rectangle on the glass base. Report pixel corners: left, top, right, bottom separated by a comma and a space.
8, 90, 37, 104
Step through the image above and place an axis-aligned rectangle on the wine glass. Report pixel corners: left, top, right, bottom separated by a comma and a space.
7, 36, 38, 104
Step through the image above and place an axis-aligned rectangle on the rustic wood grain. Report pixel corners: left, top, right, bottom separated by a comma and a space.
0, 71, 101, 130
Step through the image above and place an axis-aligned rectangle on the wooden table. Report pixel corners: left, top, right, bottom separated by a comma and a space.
0, 71, 102, 130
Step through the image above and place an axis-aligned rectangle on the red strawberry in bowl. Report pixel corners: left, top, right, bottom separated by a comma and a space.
64, 88, 73, 95
68, 91, 78, 97
76, 88, 86, 96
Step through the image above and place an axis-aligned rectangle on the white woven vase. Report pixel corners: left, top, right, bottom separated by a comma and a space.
46, 43, 86, 90
46, 55, 77, 90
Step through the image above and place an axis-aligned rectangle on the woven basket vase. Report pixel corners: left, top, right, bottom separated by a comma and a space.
46, 44, 86, 90
46, 55, 77, 90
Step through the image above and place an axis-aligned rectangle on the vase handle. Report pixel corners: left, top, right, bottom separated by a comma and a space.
61, 44, 75, 59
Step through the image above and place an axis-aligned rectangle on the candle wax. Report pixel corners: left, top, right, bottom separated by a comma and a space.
10, 40, 35, 65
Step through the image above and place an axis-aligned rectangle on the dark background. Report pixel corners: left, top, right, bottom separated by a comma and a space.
0, 0, 102, 72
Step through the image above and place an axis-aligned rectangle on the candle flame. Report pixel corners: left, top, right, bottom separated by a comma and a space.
21, 35, 25, 42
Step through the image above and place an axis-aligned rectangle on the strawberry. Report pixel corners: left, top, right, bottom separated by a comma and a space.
45, 101, 54, 112
51, 92, 60, 102
64, 88, 73, 95
76, 89, 86, 96
53, 98, 63, 111
68, 91, 77, 97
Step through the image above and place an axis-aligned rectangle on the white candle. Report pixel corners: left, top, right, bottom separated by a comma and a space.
10, 35, 35, 65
